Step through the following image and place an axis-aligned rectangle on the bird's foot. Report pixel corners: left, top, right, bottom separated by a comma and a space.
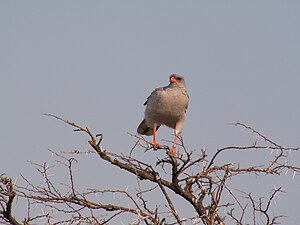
169, 145, 177, 156
150, 142, 161, 150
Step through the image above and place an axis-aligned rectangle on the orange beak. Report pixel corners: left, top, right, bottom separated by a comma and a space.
170, 76, 177, 83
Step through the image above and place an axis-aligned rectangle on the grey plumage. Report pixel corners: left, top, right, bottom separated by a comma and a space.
137, 74, 189, 138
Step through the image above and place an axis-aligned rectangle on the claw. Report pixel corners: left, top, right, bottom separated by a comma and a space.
150, 142, 161, 150
169, 145, 176, 155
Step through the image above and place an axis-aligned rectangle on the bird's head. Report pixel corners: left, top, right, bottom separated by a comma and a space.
169, 74, 186, 88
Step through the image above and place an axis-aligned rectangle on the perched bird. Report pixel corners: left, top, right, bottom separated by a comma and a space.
137, 74, 189, 154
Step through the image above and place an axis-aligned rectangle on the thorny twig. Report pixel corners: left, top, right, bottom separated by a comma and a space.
1, 115, 299, 225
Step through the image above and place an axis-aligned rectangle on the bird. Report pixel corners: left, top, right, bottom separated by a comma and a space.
137, 74, 189, 154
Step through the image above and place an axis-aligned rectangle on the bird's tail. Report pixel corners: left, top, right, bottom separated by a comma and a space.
137, 119, 160, 136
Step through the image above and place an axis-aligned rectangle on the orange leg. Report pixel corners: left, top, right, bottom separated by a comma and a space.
153, 126, 157, 149
170, 134, 178, 155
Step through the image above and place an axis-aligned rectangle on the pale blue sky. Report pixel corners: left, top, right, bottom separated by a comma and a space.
1, 1, 300, 224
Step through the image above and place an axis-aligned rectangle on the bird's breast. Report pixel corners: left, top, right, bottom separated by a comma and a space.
144, 87, 188, 128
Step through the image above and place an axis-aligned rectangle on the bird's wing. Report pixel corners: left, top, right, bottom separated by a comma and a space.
143, 87, 164, 106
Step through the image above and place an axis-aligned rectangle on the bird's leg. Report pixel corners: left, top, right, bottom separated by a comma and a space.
169, 131, 179, 155
152, 126, 157, 149
150, 125, 161, 150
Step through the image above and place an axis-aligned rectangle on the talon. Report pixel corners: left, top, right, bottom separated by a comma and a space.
150, 142, 160, 150
169, 144, 177, 155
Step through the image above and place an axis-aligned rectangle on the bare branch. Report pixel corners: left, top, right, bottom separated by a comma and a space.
0, 176, 22, 225
2, 115, 298, 224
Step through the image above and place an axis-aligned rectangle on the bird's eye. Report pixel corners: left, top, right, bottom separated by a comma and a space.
177, 77, 182, 81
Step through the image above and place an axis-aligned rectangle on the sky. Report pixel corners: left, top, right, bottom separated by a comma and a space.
1, 1, 300, 224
